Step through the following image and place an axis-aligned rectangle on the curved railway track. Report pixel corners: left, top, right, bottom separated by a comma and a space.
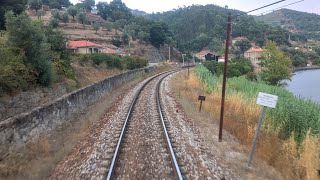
106, 71, 183, 180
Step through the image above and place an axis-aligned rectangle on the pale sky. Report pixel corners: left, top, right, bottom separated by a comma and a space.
70, 0, 320, 15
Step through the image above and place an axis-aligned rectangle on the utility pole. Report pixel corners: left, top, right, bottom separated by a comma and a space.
218, 13, 232, 142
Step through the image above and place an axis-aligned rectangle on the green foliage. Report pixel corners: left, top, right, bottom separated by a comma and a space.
195, 65, 320, 144
79, 53, 147, 70
121, 33, 129, 45
28, 0, 42, 12
203, 57, 253, 78
150, 22, 169, 48
77, 11, 87, 24
51, 9, 61, 19
67, 6, 78, 20
108, 0, 132, 21
103, 21, 113, 31
256, 9, 320, 33
260, 41, 292, 86
150, 5, 290, 52
234, 39, 252, 54
61, 12, 69, 23
49, 17, 59, 28
0, 0, 27, 30
112, 35, 122, 47
0, 38, 33, 94
96, 2, 110, 20
6, 12, 53, 86
91, 22, 100, 33
81, 0, 95, 11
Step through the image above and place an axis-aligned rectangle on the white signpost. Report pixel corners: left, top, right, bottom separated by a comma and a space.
248, 92, 278, 166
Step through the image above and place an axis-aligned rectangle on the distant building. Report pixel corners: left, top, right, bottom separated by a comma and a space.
68, 40, 103, 54
244, 46, 265, 67
232, 37, 248, 46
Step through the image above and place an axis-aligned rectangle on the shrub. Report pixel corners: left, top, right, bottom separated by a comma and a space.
49, 17, 59, 28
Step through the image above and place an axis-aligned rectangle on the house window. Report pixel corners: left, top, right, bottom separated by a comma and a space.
89, 48, 93, 53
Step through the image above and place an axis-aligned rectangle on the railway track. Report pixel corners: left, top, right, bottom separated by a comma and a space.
106, 71, 183, 180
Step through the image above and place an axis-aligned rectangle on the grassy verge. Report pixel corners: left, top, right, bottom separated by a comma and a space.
180, 65, 320, 179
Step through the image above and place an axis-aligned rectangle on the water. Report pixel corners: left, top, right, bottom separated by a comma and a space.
285, 69, 320, 103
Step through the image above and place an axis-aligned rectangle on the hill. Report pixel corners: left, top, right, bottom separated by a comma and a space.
148, 4, 290, 53
255, 9, 320, 33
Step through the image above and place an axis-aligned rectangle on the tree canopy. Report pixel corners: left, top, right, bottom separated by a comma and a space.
260, 41, 292, 86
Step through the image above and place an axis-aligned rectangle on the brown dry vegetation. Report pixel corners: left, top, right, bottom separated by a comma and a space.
170, 70, 320, 180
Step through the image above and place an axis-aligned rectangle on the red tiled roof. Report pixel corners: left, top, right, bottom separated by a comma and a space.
68, 41, 102, 49
245, 47, 265, 53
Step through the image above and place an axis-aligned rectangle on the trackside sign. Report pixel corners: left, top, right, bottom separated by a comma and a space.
256, 92, 278, 108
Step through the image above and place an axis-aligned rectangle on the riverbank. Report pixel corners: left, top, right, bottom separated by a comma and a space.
293, 66, 320, 72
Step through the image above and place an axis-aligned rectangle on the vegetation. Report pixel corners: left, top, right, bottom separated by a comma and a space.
203, 57, 254, 78
260, 41, 292, 85
188, 66, 320, 179
0, 11, 74, 95
256, 9, 320, 33
67, 5, 78, 20
28, 0, 42, 12
0, 0, 26, 30
81, 0, 95, 11
79, 53, 148, 70
77, 11, 87, 25
149, 5, 290, 53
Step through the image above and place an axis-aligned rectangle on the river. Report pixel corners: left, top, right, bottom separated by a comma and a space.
285, 69, 320, 103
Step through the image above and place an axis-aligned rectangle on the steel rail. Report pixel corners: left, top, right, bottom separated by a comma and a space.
156, 72, 183, 180
106, 72, 167, 180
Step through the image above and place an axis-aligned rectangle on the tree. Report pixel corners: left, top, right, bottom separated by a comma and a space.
67, 6, 78, 20
28, 0, 42, 12
96, 2, 109, 20
234, 39, 252, 54
49, 17, 59, 28
92, 22, 100, 33
5, 12, 53, 86
77, 11, 87, 25
108, 0, 132, 21
61, 12, 69, 23
51, 9, 60, 19
150, 23, 167, 48
121, 33, 129, 45
260, 41, 292, 86
81, 0, 95, 11
103, 21, 113, 31
112, 35, 122, 47
0, 0, 27, 30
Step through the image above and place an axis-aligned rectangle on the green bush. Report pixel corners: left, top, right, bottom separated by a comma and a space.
0, 44, 33, 94
79, 54, 148, 70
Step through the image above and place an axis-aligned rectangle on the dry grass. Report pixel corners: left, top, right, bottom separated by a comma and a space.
171, 71, 320, 180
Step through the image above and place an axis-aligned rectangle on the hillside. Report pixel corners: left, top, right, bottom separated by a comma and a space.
256, 9, 320, 32
149, 4, 290, 53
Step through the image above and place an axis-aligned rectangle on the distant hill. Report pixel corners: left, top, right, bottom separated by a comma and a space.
130, 9, 147, 16
149, 5, 290, 52
255, 9, 320, 32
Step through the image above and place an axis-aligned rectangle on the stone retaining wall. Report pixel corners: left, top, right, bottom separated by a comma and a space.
0, 68, 151, 155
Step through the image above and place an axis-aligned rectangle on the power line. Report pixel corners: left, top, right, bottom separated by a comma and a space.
234, 0, 286, 17
255, 0, 304, 16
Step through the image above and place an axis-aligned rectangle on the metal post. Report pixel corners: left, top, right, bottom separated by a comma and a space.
218, 13, 232, 142
169, 46, 171, 62
248, 106, 267, 166
182, 54, 185, 66
187, 59, 190, 77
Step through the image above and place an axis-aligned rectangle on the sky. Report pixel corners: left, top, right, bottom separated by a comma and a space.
70, 0, 320, 15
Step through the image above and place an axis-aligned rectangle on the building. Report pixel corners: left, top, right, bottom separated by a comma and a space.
244, 46, 265, 67
68, 40, 103, 54
232, 37, 248, 46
